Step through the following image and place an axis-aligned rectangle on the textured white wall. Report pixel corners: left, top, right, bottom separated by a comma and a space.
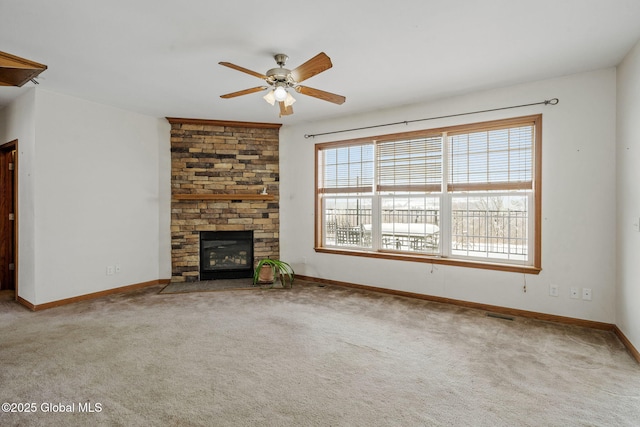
0, 89, 37, 303
616, 39, 640, 351
32, 89, 171, 304
20, 89, 170, 304
281, 68, 617, 323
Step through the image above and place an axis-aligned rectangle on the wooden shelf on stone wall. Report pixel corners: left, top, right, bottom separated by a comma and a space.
172, 193, 276, 201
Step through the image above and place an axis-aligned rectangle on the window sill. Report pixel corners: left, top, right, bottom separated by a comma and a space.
314, 247, 541, 275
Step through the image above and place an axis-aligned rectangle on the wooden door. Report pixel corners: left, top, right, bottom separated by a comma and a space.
0, 143, 16, 291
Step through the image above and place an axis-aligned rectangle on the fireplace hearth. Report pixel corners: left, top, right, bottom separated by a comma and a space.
199, 231, 254, 280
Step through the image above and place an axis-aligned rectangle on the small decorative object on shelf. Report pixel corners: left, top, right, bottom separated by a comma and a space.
253, 259, 294, 289
261, 187, 268, 195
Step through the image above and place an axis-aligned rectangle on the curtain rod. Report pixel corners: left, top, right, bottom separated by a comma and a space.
304, 98, 559, 139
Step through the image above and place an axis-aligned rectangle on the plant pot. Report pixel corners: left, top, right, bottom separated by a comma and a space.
257, 264, 274, 284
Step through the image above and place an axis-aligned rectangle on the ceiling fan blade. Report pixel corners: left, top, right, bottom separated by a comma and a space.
291, 52, 332, 83
219, 62, 267, 80
295, 86, 346, 105
220, 86, 268, 99
279, 101, 293, 116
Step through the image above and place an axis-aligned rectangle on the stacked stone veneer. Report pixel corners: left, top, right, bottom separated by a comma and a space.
169, 118, 281, 283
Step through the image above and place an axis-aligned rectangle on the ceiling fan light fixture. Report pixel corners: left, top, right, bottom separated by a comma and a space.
273, 85, 288, 102
284, 92, 296, 108
263, 90, 276, 106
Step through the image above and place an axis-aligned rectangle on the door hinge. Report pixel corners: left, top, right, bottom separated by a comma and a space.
8, 263, 14, 271
8, 213, 15, 221
8, 162, 14, 171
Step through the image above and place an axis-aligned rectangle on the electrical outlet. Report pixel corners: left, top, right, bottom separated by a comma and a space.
106, 266, 114, 276
570, 287, 579, 299
582, 288, 592, 301
549, 284, 559, 297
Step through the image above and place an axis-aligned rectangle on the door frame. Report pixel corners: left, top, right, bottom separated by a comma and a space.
0, 139, 18, 300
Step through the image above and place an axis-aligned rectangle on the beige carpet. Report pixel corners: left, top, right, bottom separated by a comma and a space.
0, 282, 638, 426
160, 278, 258, 294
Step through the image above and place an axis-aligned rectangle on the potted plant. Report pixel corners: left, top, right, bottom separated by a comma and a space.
253, 259, 295, 288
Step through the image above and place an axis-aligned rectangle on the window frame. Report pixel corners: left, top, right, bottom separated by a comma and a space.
314, 115, 542, 274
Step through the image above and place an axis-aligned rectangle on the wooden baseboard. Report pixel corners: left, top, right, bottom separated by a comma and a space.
298, 275, 615, 331
15, 274, 640, 364
16, 296, 36, 311
614, 326, 640, 363
298, 275, 640, 363
17, 279, 170, 311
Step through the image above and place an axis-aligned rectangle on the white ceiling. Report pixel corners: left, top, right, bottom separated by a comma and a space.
1, 0, 640, 125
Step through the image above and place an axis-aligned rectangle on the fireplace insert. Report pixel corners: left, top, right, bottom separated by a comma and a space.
199, 230, 253, 280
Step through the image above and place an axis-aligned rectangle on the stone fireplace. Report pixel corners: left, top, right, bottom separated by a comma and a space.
168, 118, 281, 283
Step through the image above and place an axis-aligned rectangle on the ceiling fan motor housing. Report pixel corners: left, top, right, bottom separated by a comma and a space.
266, 54, 297, 87
267, 69, 296, 86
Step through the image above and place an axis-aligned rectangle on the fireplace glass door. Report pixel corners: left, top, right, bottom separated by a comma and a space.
199, 231, 253, 280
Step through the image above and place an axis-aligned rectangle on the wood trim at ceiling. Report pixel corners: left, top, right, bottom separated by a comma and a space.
166, 117, 282, 129
0, 51, 47, 87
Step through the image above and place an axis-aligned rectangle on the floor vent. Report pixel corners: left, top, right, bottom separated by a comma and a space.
486, 312, 514, 321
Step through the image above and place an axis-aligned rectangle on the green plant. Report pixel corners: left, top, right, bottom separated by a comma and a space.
253, 259, 295, 288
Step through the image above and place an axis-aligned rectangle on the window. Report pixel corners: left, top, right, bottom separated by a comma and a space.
315, 115, 541, 274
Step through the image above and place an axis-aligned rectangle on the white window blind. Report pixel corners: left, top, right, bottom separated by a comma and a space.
377, 136, 442, 193
448, 125, 533, 192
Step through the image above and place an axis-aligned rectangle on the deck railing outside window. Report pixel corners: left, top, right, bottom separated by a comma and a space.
324, 207, 528, 258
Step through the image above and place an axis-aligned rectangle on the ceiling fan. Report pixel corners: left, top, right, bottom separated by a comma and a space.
219, 52, 346, 116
